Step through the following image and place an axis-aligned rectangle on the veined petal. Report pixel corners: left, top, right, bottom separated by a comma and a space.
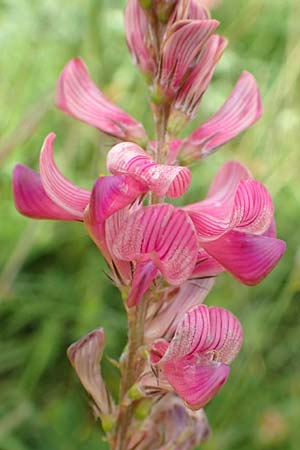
128, 261, 158, 307
160, 19, 219, 98
173, 35, 228, 119
145, 278, 215, 342
84, 175, 146, 279
56, 57, 147, 144
67, 328, 114, 416
191, 250, 224, 278
206, 307, 243, 364
181, 71, 262, 160
203, 230, 286, 285
125, 0, 156, 77
39, 133, 90, 219
232, 179, 274, 235
163, 357, 230, 410
171, 0, 210, 25
12, 165, 79, 221
184, 161, 252, 239
107, 142, 191, 198
113, 204, 198, 285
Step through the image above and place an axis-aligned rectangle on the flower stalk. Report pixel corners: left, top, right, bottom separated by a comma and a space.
12, 1, 286, 449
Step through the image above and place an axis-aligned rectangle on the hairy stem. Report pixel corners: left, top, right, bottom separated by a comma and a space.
113, 300, 147, 450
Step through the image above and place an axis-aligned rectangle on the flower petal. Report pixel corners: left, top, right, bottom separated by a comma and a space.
12, 164, 79, 221
128, 261, 158, 307
107, 142, 191, 198
172, 35, 228, 119
163, 357, 230, 410
56, 57, 147, 144
206, 307, 243, 364
181, 71, 262, 160
191, 250, 224, 278
145, 278, 215, 342
160, 19, 219, 98
203, 230, 286, 285
113, 204, 198, 285
67, 328, 114, 416
125, 0, 156, 77
39, 133, 90, 219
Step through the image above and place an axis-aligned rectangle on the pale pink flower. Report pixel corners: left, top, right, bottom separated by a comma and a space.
67, 328, 115, 418
148, 304, 243, 409
56, 58, 148, 145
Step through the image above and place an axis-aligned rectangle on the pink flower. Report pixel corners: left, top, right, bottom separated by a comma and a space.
56, 58, 148, 145
67, 327, 115, 418
149, 304, 243, 409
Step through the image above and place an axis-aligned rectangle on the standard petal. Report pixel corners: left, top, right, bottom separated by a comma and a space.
159, 19, 219, 98
180, 71, 263, 160
113, 204, 198, 286
67, 328, 114, 416
125, 0, 156, 77
184, 161, 252, 239
207, 307, 243, 364
84, 175, 146, 281
232, 179, 274, 235
56, 57, 147, 144
39, 133, 90, 219
163, 357, 230, 410
107, 142, 191, 198
12, 164, 79, 221
203, 230, 286, 285
172, 35, 228, 120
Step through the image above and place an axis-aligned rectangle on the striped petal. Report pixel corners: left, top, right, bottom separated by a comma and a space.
145, 278, 215, 342
125, 0, 156, 78
127, 261, 158, 307
113, 204, 198, 286
67, 328, 114, 417
191, 250, 224, 278
56, 57, 147, 144
163, 357, 230, 410
39, 133, 90, 219
159, 19, 219, 98
107, 142, 191, 198
171, 35, 228, 120
203, 230, 286, 285
180, 71, 262, 161
12, 165, 79, 221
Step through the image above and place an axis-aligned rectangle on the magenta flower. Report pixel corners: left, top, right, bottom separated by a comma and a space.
56, 58, 148, 146
149, 304, 243, 409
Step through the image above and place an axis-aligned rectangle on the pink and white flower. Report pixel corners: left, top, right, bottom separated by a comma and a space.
149, 304, 243, 409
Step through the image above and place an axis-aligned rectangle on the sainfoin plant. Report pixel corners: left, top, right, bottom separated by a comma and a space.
12, 0, 286, 449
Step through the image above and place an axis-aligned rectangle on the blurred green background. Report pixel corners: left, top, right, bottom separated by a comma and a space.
1, 0, 300, 449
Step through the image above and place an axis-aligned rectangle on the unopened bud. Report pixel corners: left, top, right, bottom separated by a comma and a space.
101, 414, 117, 433
139, 0, 152, 9
134, 399, 153, 420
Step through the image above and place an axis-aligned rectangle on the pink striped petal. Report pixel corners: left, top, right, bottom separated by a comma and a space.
84, 175, 146, 279
39, 133, 90, 219
191, 250, 224, 278
163, 357, 230, 409
170, 1, 210, 29
184, 161, 252, 239
113, 204, 198, 285
158, 305, 242, 364
67, 328, 114, 416
181, 71, 263, 160
203, 230, 286, 285
172, 35, 228, 119
145, 278, 215, 342
206, 307, 243, 364
56, 57, 147, 144
12, 165, 79, 221
160, 19, 219, 98
127, 261, 158, 307
107, 142, 191, 198
232, 180, 274, 234
125, 0, 156, 77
